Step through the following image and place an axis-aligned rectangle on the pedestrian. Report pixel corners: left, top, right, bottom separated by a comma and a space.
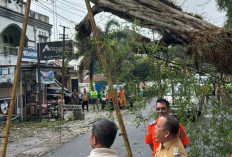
90, 87, 99, 111
154, 115, 188, 157
82, 88, 89, 112
145, 98, 189, 157
71, 89, 79, 104
100, 86, 107, 109
88, 118, 118, 157
202, 81, 210, 104
57, 94, 64, 105
1, 100, 8, 114
106, 90, 110, 104
106, 90, 114, 110
215, 82, 221, 101
118, 86, 126, 109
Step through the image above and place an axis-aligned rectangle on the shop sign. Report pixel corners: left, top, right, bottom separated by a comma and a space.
22, 48, 37, 62
37, 40, 73, 60
40, 68, 54, 84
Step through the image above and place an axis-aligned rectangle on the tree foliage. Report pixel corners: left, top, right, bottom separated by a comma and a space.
217, 0, 232, 28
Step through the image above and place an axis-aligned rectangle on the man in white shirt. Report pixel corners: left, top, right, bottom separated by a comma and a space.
88, 118, 118, 157
1, 100, 8, 114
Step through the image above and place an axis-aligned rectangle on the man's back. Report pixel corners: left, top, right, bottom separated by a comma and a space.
88, 148, 117, 157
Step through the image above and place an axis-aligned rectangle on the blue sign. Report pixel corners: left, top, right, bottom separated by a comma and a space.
22, 48, 37, 62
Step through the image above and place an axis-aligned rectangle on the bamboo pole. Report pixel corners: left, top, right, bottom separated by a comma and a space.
1, 1, 31, 157
85, 1, 133, 157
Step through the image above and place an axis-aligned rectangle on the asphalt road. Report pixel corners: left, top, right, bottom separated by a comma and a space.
43, 98, 157, 157
43, 125, 152, 157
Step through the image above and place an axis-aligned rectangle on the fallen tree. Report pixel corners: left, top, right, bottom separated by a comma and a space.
76, 0, 232, 74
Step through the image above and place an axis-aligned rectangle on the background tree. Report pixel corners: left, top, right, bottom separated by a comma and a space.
76, 19, 129, 82
217, 0, 232, 28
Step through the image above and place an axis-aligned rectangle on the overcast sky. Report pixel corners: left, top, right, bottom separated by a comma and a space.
30, 0, 226, 41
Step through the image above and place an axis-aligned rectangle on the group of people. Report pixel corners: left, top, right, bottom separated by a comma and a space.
88, 98, 189, 157
145, 98, 189, 157
71, 86, 127, 112
100, 86, 127, 110
71, 87, 101, 112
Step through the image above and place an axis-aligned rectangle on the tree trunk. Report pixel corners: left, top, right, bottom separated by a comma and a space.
76, 0, 216, 44
76, 0, 232, 74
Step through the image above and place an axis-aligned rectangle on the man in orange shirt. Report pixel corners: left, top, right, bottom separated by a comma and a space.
119, 86, 126, 108
145, 98, 190, 157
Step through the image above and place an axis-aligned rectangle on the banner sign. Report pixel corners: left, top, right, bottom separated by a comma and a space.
22, 48, 37, 62
40, 68, 54, 84
0, 47, 37, 65
0, 66, 14, 84
37, 40, 73, 60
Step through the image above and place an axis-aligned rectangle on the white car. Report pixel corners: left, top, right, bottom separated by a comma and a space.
164, 84, 200, 121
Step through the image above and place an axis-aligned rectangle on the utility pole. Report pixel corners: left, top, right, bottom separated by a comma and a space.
85, 0, 133, 157
59, 25, 69, 120
38, 42, 42, 122
1, 0, 31, 157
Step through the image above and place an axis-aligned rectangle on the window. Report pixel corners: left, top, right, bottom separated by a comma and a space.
3, 35, 14, 44
39, 37, 47, 43
3, 35, 8, 43
2, 68, 8, 75
9, 36, 14, 44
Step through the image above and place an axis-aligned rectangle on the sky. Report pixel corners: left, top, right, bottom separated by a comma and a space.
29, 0, 226, 42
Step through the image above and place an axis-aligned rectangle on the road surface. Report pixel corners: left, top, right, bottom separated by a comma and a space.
43, 98, 157, 157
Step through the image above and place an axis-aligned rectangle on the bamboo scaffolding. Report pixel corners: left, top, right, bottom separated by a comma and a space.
85, 0, 133, 157
1, 1, 32, 157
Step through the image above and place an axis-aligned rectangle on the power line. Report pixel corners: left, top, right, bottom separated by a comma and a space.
57, 0, 87, 14
37, 0, 109, 24
33, 1, 75, 26
62, 0, 87, 10
55, 4, 85, 18
34, 1, 77, 40
56, 0, 113, 22
32, 0, 122, 40
38, 0, 87, 17
56, 0, 111, 23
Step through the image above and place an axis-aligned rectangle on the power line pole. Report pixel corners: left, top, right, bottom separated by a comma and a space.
59, 25, 69, 121
38, 41, 42, 122
1, 0, 31, 157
